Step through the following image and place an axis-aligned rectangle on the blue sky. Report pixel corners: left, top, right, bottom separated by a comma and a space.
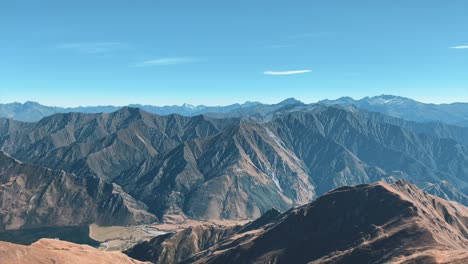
0, 0, 467, 106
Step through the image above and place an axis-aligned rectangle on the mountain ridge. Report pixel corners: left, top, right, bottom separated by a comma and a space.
0, 150, 156, 231
125, 181, 468, 264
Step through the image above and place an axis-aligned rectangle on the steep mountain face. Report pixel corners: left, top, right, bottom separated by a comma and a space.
125, 209, 281, 264
127, 181, 468, 264
1, 104, 468, 222
0, 151, 155, 231
320, 94, 468, 127
125, 225, 242, 264
117, 122, 314, 219
424, 181, 468, 205
268, 106, 468, 195
0, 108, 236, 181
0, 239, 149, 264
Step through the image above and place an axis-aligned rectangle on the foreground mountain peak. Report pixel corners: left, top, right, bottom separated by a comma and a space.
126, 181, 468, 264
0, 239, 148, 264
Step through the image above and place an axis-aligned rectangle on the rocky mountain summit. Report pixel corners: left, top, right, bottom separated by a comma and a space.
126, 181, 468, 264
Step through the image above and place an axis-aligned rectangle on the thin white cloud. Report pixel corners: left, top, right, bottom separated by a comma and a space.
264, 70, 312, 75
450, 45, 468, 49
55, 42, 124, 53
133, 57, 198, 67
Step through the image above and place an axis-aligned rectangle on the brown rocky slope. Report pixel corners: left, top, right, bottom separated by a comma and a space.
0, 151, 155, 231
0, 238, 148, 264
126, 181, 468, 264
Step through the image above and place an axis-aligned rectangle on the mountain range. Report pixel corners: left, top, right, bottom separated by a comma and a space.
1, 102, 468, 227
0, 100, 263, 122
2, 95, 468, 127
320, 95, 468, 127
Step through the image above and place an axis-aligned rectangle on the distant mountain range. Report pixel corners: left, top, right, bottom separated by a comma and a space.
125, 181, 468, 264
0, 100, 266, 122
1, 103, 468, 227
320, 95, 468, 127
2, 95, 468, 127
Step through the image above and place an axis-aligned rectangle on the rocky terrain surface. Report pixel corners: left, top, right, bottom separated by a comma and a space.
126, 181, 468, 264
1, 104, 468, 224
125, 209, 280, 263
0, 238, 149, 264
0, 151, 155, 231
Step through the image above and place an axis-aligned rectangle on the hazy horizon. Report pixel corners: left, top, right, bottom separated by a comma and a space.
2, 94, 468, 108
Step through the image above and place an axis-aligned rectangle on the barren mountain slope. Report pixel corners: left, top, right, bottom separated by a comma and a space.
126, 181, 468, 264
189, 181, 468, 264
0, 151, 155, 231
125, 209, 281, 264
117, 122, 314, 219
0, 239, 149, 264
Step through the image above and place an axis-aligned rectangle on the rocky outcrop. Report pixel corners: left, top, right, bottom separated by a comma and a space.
125, 224, 242, 264
0, 151, 155, 231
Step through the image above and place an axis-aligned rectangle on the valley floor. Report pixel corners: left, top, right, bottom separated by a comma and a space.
89, 218, 250, 251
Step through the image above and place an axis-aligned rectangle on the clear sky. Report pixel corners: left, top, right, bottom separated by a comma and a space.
1, 0, 467, 106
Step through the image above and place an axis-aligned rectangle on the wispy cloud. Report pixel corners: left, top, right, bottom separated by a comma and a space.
132, 57, 198, 67
263, 70, 312, 75
450, 45, 468, 49
54, 42, 124, 54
